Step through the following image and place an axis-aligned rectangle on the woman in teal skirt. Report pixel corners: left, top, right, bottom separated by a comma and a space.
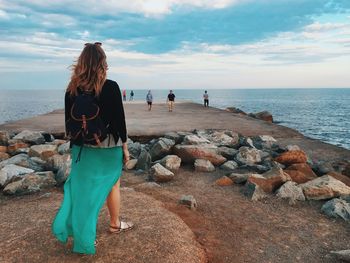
52, 42, 133, 255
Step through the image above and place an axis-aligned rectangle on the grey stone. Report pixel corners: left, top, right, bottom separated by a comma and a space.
330, 250, 350, 262
235, 146, 261, 165
321, 198, 350, 221
135, 149, 152, 171
57, 142, 70, 155
125, 159, 138, 170
252, 135, 278, 150
229, 173, 250, 184
286, 145, 301, 151
46, 154, 70, 172
28, 144, 58, 160
3, 171, 56, 195
28, 157, 46, 172
239, 137, 255, 148
179, 195, 197, 210
194, 159, 215, 172
149, 138, 175, 161
209, 131, 240, 147
183, 134, 211, 145
13, 130, 45, 145
220, 160, 238, 171
243, 176, 269, 201
276, 181, 305, 205
0, 164, 35, 187
164, 132, 182, 144
55, 159, 71, 185
312, 161, 334, 176
150, 163, 174, 183
0, 153, 30, 169
128, 141, 142, 159
217, 147, 238, 160
157, 155, 181, 171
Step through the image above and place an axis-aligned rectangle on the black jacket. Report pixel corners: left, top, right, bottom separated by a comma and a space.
65, 79, 127, 145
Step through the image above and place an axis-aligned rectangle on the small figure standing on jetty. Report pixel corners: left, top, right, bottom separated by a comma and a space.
52, 42, 133, 255
146, 90, 153, 111
203, 90, 209, 107
130, 90, 134, 101
122, 89, 126, 101
167, 90, 175, 112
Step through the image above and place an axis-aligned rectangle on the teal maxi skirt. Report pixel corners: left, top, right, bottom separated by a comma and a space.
52, 145, 123, 254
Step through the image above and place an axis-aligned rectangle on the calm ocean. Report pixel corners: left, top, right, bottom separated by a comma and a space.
0, 88, 349, 150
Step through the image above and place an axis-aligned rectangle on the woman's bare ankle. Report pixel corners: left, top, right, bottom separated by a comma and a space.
110, 218, 120, 228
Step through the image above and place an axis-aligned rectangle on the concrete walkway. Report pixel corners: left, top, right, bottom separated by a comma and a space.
0, 101, 349, 162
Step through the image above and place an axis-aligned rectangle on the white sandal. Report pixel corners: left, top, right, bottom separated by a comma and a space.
109, 221, 134, 234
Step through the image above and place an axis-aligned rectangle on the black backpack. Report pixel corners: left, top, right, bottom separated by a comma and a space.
66, 90, 108, 158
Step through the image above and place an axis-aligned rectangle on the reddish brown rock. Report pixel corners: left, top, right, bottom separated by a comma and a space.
215, 176, 233, 186
274, 150, 308, 165
174, 145, 226, 166
328, 171, 350, 187
7, 142, 30, 155
0, 146, 7, 153
0, 152, 10, 161
343, 163, 350, 178
284, 163, 317, 184
247, 167, 290, 193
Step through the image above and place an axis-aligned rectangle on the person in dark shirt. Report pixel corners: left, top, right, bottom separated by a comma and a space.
167, 90, 175, 112
129, 90, 134, 101
203, 90, 209, 107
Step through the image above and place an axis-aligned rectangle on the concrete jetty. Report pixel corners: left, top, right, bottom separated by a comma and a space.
0, 101, 349, 162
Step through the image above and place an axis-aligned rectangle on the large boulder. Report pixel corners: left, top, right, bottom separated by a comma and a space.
174, 145, 226, 166
246, 167, 291, 193
13, 130, 46, 145
250, 111, 273, 123
217, 147, 238, 160
228, 173, 251, 184
3, 171, 56, 195
28, 144, 58, 160
276, 181, 305, 204
327, 171, 350, 187
194, 159, 215, 172
46, 154, 70, 172
149, 138, 175, 161
128, 142, 142, 159
150, 163, 174, 183
220, 160, 238, 171
252, 135, 278, 150
0, 164, 34, 187
164, 132, 182, 144
274, 150, 308, 165
225, 107, 247, 115
208, 131, 240, 148
183, 134, 211, 145
235, 146, 261, 166
7, 142, 30, 155
57, 142, 70, 155
311, 161, 334, 176
55, 158, 72, 185
321, 198, 350, 221
0, 153, 30, 169
157, 155, 181, 171
300, 175, 350, 200
243, 175, 270, 201
135, 149, 152, 171
284, 163, 318, 184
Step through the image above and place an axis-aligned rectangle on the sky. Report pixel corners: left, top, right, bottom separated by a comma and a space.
0, 0, 350, 90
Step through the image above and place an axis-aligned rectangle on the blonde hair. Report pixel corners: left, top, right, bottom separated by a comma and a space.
67, 43, 108, 96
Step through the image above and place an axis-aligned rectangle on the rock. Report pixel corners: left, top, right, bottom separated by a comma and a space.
330, 250, 350, 262
217, 147, 238, 160
3, 171, 56, 195
209, 131, 240, 148
46, 154, 70, 171
274, 150, 308, 165
235, 146, 261, 166
150, 163, 174, 183
125, 159, 138, 170
250, 111, 273, 123
128, 142, 142, 159
311, 161, 334, 176
0, 146, 7, 153
0, 131, 10, 145
13, 130, 45, 145
183, 134, 211, 145
51, 139, 67, 146
0, 153, 30, 169
284, 163, 318, 184
244, 176, 269, 201
285, 145, 301, 151
343, 163, 350, 177
157, 155, 181, 171
225, 107, 247, 115
55, 158, 71, 185
7, 142, 30, 155
239, 137, 255, 148
321, 198, 350, 221
0, 164, 35, 187
327, 171, 350, 187
220, 160, 238, 171
149, 138, 175, 161
300, 175, 350, 200
215, 176, 233, 186
179, 195, 197, 210
247, 167, 291, 193
28, 144, 58, 160
164, 132, 182, 144
229, 173, 250, 184
194, 159, 215, 172
29, 157, 46, 172
174, 145, 226, 166
135, 149, 151, 171
252, 135, 278, 149
259, 151, 271, 160
41, 132, 55, 142
57, 142, 70, 155
135, 182, 162, 189
276, 181, 305, 205
0, 152, 9, 161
